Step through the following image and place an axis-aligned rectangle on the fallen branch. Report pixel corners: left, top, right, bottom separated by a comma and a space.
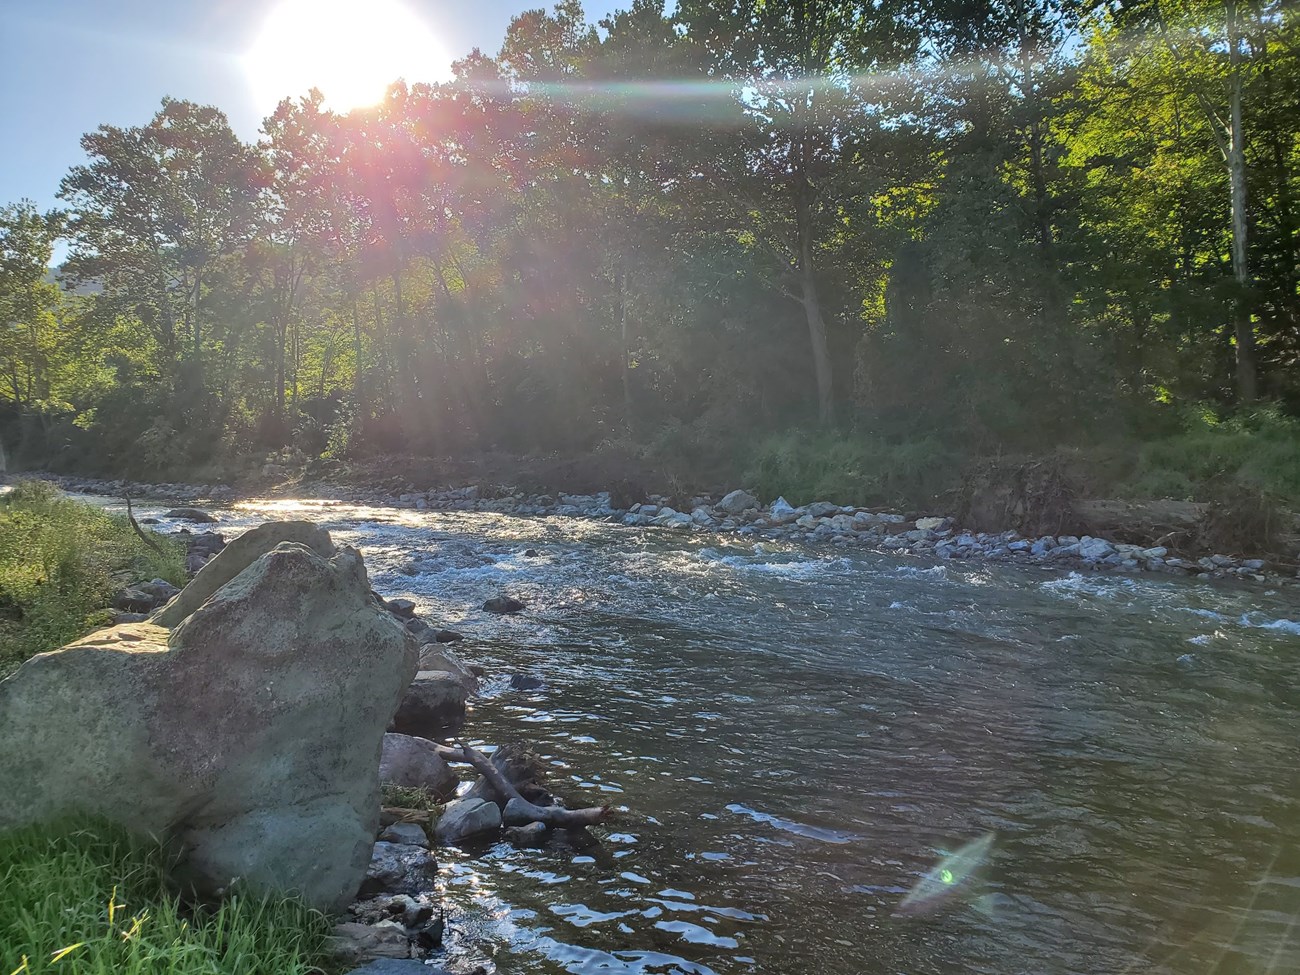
124, 493, 166, 556
435, 741, 610, 829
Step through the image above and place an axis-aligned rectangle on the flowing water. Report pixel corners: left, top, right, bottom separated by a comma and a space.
120, 498, 1300, 974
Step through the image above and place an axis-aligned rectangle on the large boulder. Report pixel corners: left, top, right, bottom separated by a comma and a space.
0, 541, 418, 911
379, 733, 457, 801
153, 520, 336, 627
390, 673, 469, 739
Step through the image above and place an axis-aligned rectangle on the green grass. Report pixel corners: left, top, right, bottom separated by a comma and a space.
0, 480, 187, 677
745, 431, 958, 508
380, 784, 442, 812
1115, 408, 1300, 503
0, 820, 334, 975
741, 408, 1300, 515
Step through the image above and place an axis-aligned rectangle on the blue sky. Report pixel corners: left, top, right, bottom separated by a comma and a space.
0, 0, 614, 213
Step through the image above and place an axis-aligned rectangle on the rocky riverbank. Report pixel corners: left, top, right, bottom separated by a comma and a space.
19, 472, 1299, 587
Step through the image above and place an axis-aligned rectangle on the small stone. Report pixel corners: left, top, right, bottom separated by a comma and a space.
509, 674, 544, 691
482, 595, 525, 614
379, 822, 429, 847
915, 516, 946, 532
386, 598, 417, 619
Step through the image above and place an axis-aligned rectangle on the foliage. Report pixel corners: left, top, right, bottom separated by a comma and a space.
0, 482, 185, 675
0, 0, 1296, 486
745, 430, 958, 507
0, 819, 333, 975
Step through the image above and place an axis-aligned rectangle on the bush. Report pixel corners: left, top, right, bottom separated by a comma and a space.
1116, 406, 1300, 503
745, 430, 959, 507
0, 820, 332, 975
0, 482, 186, 676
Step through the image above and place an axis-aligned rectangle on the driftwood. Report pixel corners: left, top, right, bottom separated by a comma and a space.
435, 741, 610, 829
123, 494, 166, 556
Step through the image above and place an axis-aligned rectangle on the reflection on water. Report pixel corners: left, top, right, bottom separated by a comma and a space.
99, 496, 1300, 973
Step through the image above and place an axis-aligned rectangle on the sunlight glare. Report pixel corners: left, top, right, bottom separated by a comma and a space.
244, 0, 447, 114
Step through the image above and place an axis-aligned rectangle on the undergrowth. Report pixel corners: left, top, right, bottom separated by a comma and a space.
744, 431, 957, 508
0, 480, 186, 676
742, 408, 1300, 514
0, 820, 333, 975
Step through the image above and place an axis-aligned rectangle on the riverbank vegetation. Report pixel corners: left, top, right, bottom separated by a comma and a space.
1, 0, 1298, 511
0, 481, 185, 676
0, 820, 332, 975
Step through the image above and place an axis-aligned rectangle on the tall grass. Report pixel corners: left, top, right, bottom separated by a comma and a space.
745, 431, 958, 508
0, 480, 186, 676
0, 820, 333, 975
1117, 408, 1300, 503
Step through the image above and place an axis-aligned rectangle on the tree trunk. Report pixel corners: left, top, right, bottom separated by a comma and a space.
621, 267, 633, 434
353, 291, 364, 417
1226, 0, 1257, 402
795, 187, 835, 426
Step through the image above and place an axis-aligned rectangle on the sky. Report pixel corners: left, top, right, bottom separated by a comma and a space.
0, 0, 614, 214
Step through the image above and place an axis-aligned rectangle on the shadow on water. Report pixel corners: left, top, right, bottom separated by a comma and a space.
97, 497, 1300, 974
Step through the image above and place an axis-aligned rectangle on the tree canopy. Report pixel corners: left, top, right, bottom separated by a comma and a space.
1, 0, 1297, 480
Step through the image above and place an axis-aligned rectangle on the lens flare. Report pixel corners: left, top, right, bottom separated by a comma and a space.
897, 832, 995, 916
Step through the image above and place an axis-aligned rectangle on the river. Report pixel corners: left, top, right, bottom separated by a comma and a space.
124, 497, 1300, 974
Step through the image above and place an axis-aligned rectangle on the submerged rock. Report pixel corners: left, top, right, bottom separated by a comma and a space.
166, 507, 218, 523
483, 595, 526, 614
359, 842, 439, 898
0, 541, 417, 911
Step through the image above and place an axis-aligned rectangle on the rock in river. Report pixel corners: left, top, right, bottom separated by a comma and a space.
166, 506, 218, 523
379, 733, 458, 801
0, 540, 417, 911
391, 672, 469, 739
434, 797, 502, 845
482, 595, 526, 614
359, 841, 439, 898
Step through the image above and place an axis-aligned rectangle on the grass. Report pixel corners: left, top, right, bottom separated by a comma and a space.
0, 820, 334, 975
1115, 408, 1300, 504
741, 408, 1300, 516
744, 430, 958, 508
0, 480, 187, 677
380, 784, 442, 812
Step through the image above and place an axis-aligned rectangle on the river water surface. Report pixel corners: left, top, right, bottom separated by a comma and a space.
127, 498, 1300, 974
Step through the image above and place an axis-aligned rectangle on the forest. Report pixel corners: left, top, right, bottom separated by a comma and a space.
1, 0, 1298, 504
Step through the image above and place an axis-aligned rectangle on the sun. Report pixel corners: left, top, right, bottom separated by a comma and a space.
244, 0, 448, 114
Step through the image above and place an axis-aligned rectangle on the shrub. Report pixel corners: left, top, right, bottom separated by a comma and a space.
0, 820, 332, 975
